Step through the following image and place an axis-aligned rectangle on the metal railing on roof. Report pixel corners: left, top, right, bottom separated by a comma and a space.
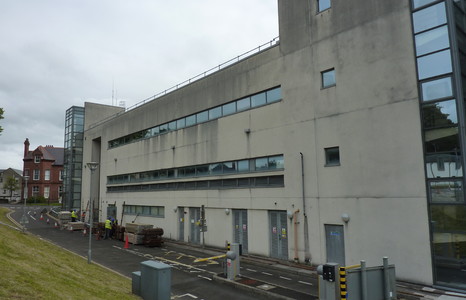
88, 37, 280, 129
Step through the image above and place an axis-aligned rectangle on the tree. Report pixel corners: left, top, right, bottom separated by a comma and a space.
0, 107, 3, 134
4, 176, 19, 203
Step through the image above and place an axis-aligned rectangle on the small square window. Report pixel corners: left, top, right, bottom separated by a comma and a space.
325, 147, 340, 166
318, 0, 331, 12
322, 69, 336, 88
34, 155, 41, 163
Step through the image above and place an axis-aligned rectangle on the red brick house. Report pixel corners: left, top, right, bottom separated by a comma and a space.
22, 138, 64, 203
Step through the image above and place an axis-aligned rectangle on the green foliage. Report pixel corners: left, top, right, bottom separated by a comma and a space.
3, 176, 19, 201
27, 195, 46, 204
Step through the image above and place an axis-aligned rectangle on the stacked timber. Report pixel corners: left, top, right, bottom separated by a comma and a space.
115, 226, 125, 241
142, 228, 164, 247
67, 221, 85, 231
57, 211, 71, 227
124, 223, 153, 245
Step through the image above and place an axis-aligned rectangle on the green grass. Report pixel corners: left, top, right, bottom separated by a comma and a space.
0, 208, 139, 300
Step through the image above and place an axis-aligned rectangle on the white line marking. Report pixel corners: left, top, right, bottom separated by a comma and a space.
246, 268, 257, 272
298, 280, 313, 286
197, 275, 212, 281
173, 293, 198, 299
279, 276, 292, 280
261, 272, 273, 276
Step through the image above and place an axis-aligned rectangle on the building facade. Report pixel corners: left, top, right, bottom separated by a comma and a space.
0, 168, 22, 203
22, 138, 64, 203
81, 0, 466, 291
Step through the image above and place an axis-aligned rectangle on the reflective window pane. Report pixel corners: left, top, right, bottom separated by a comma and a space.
196, 111, 208, 123
168, 121, 177, 131
159, 123, 168, 133
223, 161, 236, 173
421, 77, 453, 101
222, 102, 236, 116
186, 115, 196, 127
417, 49, 452, 80
422, 99, 458, 129
267, 87, 282, 103
413, 0, 438, 9
413, 2, 447, 34
325, 147, 340, 166
255, 157, 269, 170
322, 69, 336, 88
424, 126, 459, 153
176, 118, 186, 129
415, 25, 450, 56
318, 0, 331, 12
209, 163, 223, 174
208, 107, 222, 120
237, 160, 250, 172
237, 97, 251, 111
268, 155, 284, 169
251, 93, 266, 107
196, 165, 209, 176
425, 153, 463, 178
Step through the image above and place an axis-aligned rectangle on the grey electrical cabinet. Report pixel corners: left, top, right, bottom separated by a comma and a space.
140, 260, 172, 300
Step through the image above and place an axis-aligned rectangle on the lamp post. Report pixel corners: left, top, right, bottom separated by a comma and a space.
20, 175, 29, 232
86, 162, 99, 264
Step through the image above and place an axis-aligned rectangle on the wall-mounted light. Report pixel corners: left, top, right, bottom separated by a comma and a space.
173, 206, 178, 213
341, 213, 350, 223
225, 208, 230, 215
287, 211, 293, 220
244, 128, 251, 134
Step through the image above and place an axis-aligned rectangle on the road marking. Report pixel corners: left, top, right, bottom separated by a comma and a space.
197, 275, 212, 281
261, 272, 273, 276
298, 280, 313, 286
173, 293, 198, 299
246, 268, 257, 272
279, 276, 292, 280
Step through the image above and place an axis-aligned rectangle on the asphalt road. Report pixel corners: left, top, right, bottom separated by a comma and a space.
4, 205, 317, 300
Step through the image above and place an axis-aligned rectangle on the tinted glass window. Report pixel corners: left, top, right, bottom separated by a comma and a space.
318, 0, 331, 12
421, 77, 453, 101
415, 25, 450, 56
413, 2, 447, 34
159, 123, 168, 133
209, 107, 222, 120
222, 102, 236, 116
223, 161, 236, 173
196, 111, 208, 123
267, 87, 282, 103
325, 147, 340, 166
255, 158, 269, 170
186, 115, 196, 127
196, 165, 209, 176
238, 160, 250, 172
268, 155, 284, 169
424, 127, 459, 153
425, 153, 463, 178
237, 97, 251, 111
251, 93, 266, 107
322, 69, 336, 88
210, 163, 223, 174
176, 118, 186, 129
413, 0, 439, 9
168, 121, 177, 131
417, 49, 452, 80
422, 99, 458, 129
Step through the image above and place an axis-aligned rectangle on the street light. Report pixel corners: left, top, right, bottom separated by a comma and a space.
20, 175, 30, 232
86, 162, 99, 264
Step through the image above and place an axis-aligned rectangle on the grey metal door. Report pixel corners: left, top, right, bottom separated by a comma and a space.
325, 224, 345, 266
233, 209, 248, 254
178, 207, 185, 241
107, 205, 117, 221
189, 207, 201, 244
269, 211, 288, 260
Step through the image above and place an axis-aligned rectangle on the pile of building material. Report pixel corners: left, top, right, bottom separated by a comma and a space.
57, 211, 71, 227
125, 223, 153, 245
67, 221, 85, 231
142, 228, 164, 247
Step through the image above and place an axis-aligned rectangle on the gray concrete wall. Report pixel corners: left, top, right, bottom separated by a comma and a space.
82, 1, 433, 285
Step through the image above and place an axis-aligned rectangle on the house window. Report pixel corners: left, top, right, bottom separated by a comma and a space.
45, 170, 50, 181
44, 187, 50, 199
322, 69, 336, 88
325, 147, 340, 166
59, 170, 64, 181
318, 0, 331, 12
33, 170, 40, 181
34, 155, 41, 163
32, 186, 39, 196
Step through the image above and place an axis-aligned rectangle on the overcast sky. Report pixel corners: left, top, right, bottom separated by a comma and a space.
0, 1, 279, 171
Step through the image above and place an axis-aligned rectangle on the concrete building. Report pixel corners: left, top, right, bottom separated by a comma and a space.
81, 0, 466, 291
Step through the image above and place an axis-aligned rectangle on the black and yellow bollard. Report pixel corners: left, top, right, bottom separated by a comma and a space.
339, 267, 347, 299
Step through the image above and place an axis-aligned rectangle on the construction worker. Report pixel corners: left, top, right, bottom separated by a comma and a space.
104, 217, 112, 239
71, 210, 77, 222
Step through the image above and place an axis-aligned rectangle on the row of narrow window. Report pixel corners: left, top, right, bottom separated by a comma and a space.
108, 86, 282, 149
107, 155, 284, 185
107, 175, 284, 193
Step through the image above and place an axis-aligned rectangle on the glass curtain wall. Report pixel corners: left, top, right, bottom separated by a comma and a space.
63, 106, 85, 211
412, 0, 466, 290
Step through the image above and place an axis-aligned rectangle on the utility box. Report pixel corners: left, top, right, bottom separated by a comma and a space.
139, 260, 171, 300
318, 263, 340, 300
132, 271, 141, 296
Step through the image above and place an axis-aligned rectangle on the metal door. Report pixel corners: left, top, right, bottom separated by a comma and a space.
325, 224, 346, 266
107, 204, 117, 221
189, 207, 201, 244
178, 207, 185, 241
233, 209, 248, 254
269, 211, 288, 260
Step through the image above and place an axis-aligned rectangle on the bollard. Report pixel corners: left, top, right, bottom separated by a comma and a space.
360, 260, 367, 300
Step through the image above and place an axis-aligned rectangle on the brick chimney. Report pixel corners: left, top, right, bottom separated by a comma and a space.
24, 138, 30, 158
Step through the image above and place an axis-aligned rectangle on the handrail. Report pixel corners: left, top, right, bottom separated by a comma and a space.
88, 37, 280, 129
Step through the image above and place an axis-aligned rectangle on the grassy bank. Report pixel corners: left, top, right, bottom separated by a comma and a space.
0, 207, 139, 300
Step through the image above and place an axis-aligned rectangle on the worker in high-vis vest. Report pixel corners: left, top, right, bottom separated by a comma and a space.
71, 210, 77, 222
104, 217, 112, 240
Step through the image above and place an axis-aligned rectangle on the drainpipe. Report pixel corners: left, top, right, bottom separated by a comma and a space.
300, 152, 311, 263
293, 209, 300, 262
